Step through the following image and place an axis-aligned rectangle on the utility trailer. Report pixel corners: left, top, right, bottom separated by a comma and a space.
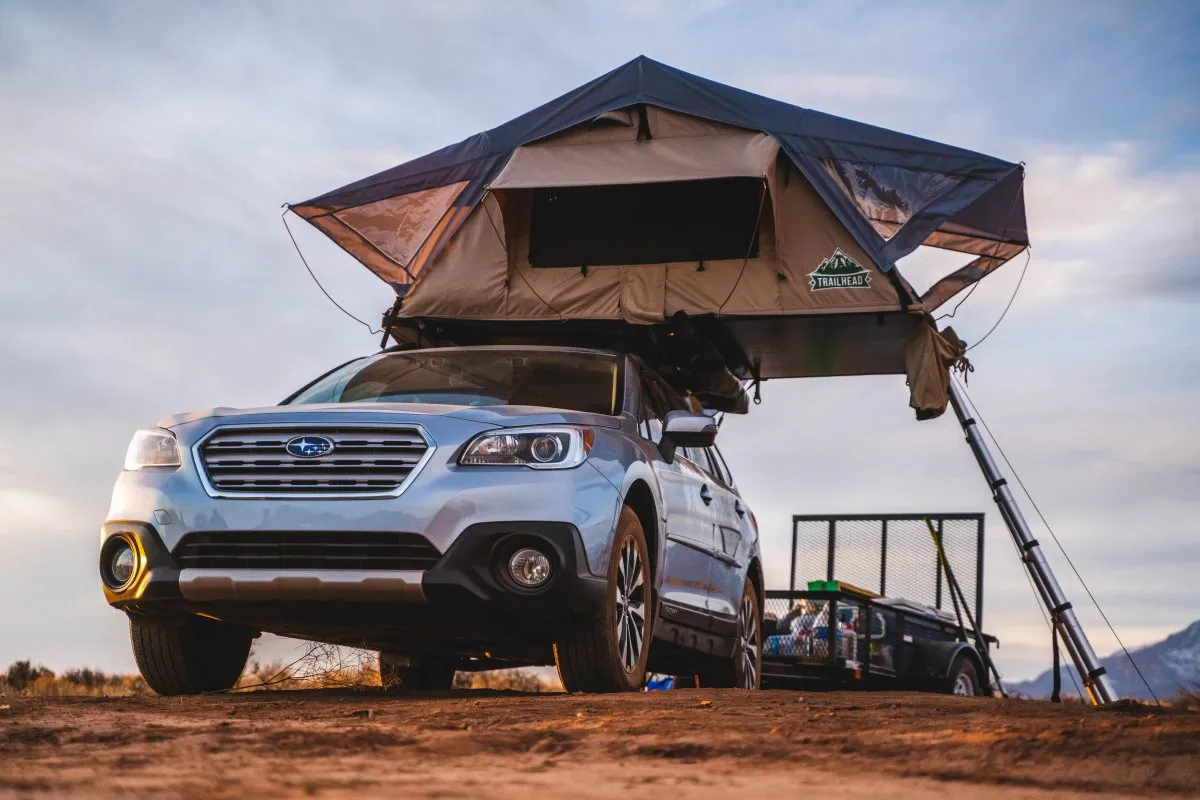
762, 514, 1002, 696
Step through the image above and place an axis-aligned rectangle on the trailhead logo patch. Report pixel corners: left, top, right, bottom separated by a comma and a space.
809, 248, 871, 291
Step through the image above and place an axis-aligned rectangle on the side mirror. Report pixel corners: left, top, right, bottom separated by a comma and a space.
660, 410, 718, 463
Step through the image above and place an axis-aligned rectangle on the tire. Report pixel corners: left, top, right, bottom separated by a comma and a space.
555, 506, 651, 693
945, 654, 984, 697
129, 614, 252, 696
378, 652, 457, 691
697, 577, 762, 689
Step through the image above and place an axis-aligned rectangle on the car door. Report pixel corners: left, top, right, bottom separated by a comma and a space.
637, 373, 719, 619
697, 445, 753, 623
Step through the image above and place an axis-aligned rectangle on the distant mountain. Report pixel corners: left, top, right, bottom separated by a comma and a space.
1007, 620, 1200, 701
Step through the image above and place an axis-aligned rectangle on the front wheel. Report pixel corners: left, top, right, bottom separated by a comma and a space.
555, 506, 651, 692
129, 614, 252, 696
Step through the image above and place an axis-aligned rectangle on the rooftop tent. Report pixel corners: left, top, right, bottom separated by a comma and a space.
290, 56, 1028, 417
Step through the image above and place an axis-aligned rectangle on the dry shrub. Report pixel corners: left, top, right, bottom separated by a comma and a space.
1171, 684, 1200, 711
452, 668, 558, 693
3, 651, 562, 697
234, 643, 382, 691
1, 660, 149, 697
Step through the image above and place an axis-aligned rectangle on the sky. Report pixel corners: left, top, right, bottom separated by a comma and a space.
1, 0, 1197, 683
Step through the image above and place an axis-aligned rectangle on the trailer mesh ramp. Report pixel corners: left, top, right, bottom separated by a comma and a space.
789, 514, 984, 627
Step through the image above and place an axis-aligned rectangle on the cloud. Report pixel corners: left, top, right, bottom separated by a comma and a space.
752, 72, 923, 104
1023, 143, 1200, 300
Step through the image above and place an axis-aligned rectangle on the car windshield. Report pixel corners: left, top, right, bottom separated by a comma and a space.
288, 349, 622, 415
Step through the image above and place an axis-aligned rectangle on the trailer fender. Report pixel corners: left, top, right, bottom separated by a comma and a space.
913, 640, 986, 684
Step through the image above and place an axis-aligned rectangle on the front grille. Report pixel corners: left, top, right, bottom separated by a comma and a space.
197, 425, 430, 496
175, 531, 441, 571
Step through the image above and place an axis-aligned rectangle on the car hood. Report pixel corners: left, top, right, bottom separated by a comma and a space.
157, 403, 623, 431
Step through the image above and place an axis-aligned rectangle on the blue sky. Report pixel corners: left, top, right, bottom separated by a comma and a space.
1, 0, 1197, 682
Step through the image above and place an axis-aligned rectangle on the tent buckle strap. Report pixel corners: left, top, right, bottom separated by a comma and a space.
379, 298, 402, 350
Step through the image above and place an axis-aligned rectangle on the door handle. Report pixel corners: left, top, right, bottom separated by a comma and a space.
734, 500, 745, 517
699, 484, 713, 505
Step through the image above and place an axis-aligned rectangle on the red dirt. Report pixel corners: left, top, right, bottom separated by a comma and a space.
1, 689, 1197, 798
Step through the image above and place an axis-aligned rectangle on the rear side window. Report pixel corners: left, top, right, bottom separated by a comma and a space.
708, 446, 735, 488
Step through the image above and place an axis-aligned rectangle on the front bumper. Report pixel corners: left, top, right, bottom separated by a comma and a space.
101, 520, 608, 653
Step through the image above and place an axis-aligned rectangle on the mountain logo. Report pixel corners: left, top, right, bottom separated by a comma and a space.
809, 248, 871, 291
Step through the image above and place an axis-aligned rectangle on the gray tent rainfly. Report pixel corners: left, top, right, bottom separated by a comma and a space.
290, 56, 1028, 417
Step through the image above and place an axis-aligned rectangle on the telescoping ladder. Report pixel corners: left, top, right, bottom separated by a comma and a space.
948, 382, 1119, 706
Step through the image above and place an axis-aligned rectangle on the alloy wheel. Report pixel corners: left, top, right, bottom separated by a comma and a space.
739, 593, 759, 689
614, 536, 646, 673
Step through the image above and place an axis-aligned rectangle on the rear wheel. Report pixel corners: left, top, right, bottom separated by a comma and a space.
129, 614, 252, 696
697, 578, 762, 689
378, 652, 457, 691
555, 506, 651, 692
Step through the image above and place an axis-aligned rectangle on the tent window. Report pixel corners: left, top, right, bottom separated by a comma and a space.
529, 177, 766, 268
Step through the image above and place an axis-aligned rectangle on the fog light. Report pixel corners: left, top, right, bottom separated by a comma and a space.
508, 548, 552, 588
101, 535, 139, 591
111, 545, 136, 586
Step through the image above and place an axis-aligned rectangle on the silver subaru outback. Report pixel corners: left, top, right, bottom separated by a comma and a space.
100, 345, 763, 694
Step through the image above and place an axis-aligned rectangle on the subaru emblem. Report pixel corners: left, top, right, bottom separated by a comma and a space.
285, 435, 334, 459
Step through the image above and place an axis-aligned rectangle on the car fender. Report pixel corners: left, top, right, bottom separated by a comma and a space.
583, 429, 665, 581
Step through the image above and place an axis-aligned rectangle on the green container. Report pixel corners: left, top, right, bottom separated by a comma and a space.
807, 580, 839, 592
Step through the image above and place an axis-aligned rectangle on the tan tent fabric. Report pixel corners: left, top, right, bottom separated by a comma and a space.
920, 239, 1027, 310
395, 193, 515, 315
293, 182, 468, 286
332, 182, 467, 269
402, 140, 917, 322
491, 132, 779, 189
381, 106, 959, 419
300, 212, 414, 286
906, 321, 968, 420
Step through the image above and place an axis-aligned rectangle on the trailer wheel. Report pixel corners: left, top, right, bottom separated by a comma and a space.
946, 655, 983, 697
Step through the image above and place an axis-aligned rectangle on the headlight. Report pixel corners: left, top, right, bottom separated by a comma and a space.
123, 428, 182, 470
460, 426, 593, 469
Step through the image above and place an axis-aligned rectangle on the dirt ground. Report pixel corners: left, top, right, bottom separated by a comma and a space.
1, 688, 1197, 799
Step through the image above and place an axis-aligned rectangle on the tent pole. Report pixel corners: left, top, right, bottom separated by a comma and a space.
948, 382, 1118, 706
